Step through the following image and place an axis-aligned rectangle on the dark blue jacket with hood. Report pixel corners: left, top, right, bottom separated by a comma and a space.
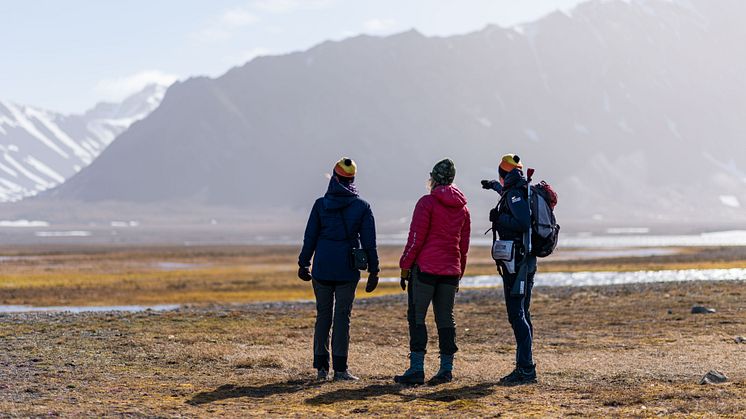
491, 168, 537, 271
494, 169, 531, 241
298, 176, 380, 282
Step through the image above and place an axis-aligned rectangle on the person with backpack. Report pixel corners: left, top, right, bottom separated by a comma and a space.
482, 154, 539, 386
298, 157, 380, 381
395, 158, 471, 386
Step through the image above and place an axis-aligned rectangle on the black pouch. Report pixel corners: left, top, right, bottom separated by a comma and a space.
489, 207, 499, 223
349, 248, 368, 271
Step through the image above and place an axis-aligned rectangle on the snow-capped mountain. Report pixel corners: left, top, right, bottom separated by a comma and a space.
0, 84, 168, 202
47, 0, 746, 223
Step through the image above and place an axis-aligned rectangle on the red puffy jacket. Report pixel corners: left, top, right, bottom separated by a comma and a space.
400, 184, 471, 277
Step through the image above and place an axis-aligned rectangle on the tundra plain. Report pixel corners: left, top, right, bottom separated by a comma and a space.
1, 245, 745, 417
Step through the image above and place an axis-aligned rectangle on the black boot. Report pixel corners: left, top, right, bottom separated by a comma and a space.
394, 352, 425, 385
427, 370, 452, 386
394, 370, 425, 385
498, 365, 537, 386
427, 354, 454, 386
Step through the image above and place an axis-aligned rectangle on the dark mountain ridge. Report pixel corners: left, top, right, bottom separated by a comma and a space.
48, 0, 746, 224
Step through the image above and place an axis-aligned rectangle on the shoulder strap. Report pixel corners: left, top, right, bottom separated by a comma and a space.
526, 183, 532, 255
491, 193, 507, 242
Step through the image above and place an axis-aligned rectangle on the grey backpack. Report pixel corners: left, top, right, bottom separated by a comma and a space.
529, 181, 560, 258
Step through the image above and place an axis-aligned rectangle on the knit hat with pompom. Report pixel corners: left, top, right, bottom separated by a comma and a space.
334, 157, 357, 178
498, 154, 523, 178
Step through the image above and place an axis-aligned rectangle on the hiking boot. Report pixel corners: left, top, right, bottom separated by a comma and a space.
427, 370, 453, 386
333, 370, 359, 381
394, 370, 425, 386
317, 369, 328, 381
498, 366, 537, 386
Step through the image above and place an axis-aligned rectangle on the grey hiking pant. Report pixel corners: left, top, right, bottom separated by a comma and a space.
407, 269, 458, 355
312, 279, 359, 372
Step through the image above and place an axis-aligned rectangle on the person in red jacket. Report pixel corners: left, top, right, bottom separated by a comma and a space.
394, 158, 471, 386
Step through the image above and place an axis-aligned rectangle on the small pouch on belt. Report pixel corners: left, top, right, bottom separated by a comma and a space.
491, 240, 514, 262
493, 240, 518, 274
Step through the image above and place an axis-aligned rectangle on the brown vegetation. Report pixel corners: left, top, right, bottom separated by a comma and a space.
1, 245, 745, 416
1, 277, 745, 417
1, 244, 745, 307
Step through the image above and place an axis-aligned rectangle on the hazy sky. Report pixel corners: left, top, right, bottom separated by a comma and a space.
1, 0, 586, 113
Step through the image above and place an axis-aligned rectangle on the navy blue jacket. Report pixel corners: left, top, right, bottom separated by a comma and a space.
298, 177, 380, 282
491, 169, 537, 271
494, 169, 531, 242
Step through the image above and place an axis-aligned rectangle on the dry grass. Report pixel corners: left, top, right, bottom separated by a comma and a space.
2, 244, 745, 307
1, 279, 745, 417
1, 244, 745, 416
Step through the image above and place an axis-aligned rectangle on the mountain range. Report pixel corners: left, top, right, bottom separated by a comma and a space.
0, 84, 168, 202
35, 0, 746, 225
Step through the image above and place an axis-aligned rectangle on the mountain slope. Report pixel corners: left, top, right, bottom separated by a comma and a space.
0, 84, 168, 202
49, 0, 746, 223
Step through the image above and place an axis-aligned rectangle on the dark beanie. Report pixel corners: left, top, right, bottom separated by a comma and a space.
430, 158, 456, 186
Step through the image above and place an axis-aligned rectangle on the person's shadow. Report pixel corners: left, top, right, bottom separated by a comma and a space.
303, 383, 402, 405
408, 382, 498, 403
304, 382, 498, 405
188, 380, 499, 407
186, 379, 321, 406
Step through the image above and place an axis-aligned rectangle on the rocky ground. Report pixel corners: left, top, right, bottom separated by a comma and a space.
2, 278, 745, 417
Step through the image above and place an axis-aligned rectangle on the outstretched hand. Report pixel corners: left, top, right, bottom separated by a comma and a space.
298, 266, 312, 281
481, 179, 501, 192
365, 271, 379, 293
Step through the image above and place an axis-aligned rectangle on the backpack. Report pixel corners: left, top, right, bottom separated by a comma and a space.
529, 181, 560, 258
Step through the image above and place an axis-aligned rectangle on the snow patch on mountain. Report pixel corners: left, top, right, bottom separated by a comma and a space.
0, 84, 168, 202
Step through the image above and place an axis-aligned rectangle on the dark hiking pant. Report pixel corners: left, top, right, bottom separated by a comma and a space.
407, 270, 458, 355
501, 269, 536, 368
312, 279, 359, 372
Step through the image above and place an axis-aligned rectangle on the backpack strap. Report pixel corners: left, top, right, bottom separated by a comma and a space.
526, 183, 533, 255
489, 193, 507, 243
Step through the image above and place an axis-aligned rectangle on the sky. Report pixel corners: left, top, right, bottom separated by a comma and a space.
1, 0, 586, 114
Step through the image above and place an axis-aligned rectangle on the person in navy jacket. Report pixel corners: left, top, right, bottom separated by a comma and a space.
482, 154, 537, 386
298, 157, 380, 381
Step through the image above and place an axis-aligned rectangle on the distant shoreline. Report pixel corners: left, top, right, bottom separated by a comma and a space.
1, 243, 745, 308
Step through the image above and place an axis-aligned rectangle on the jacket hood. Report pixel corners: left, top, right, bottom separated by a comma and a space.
323, 176, 359, 210
431, 184, 467, 208
502, 169, 527, 192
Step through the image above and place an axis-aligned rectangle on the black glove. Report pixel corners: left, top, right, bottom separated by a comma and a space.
400, 269, 411, 291
365, 271, 379, 293
481, 179, 498, 190
298, 266, 312, 281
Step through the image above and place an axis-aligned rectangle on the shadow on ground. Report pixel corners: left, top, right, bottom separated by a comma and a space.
188, 379, 499, 407
187, 379, 321, 405
304, 381, 498, 405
